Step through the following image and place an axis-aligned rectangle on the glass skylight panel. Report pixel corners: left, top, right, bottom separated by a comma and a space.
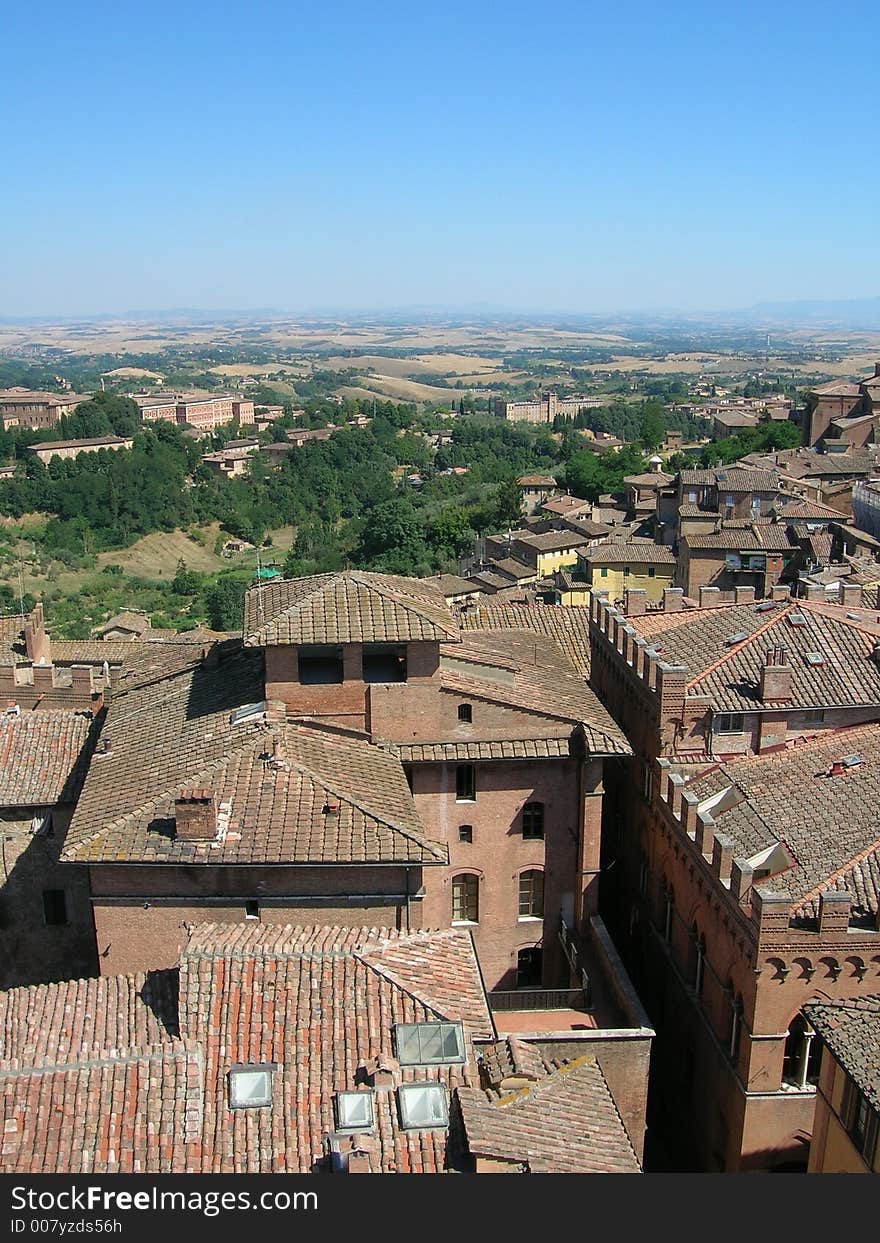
335, 1091, 374, 1131
397, 1083, 449, 1130
394, 1021, 466, 1066
228, 1064, 274, 1109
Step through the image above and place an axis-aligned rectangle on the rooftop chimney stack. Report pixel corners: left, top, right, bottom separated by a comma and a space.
760, 645, 792, 702
175, 788, 218, 841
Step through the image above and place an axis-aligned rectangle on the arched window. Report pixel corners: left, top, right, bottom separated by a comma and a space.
782, 1014, 821, 1089
457, 703, 472, 723
522, 802, 545, 840
452, 873, 479, 924
518, 869, 544, 919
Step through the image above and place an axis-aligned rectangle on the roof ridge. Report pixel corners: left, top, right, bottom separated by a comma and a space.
686, 602, 793, 692
348, 571, 459, 637
790, 836, 880, 916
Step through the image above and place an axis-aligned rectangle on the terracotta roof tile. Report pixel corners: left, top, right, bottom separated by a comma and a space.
459, 1052, 640, 1173
243, 572, 459, 647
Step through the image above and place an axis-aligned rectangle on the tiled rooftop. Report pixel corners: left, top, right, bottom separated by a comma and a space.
243, 571, 460, 647
0, 711, 92, 806
458, 1046, 640, 1173
680, 723, 880, 919
804, 995, 880, 1114
461, 602, 593, 679
582, 542, 676, 566
632, 599, 880, 712
439, 630, 629, 756
62, 652, 445, 865
0, 924, 493, 1174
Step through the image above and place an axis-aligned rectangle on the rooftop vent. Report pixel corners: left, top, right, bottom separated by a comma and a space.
755, 602, 776, 613
323, 800, 340, 816
804, 652, 825, 666
842, 754, 862, 768
724, 632, 749, 646
175, 788, 218, 841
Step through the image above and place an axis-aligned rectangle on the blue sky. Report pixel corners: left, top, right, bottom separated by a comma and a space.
2, 0, 878, 315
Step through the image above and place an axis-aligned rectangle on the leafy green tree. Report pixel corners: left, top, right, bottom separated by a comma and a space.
171, 559, 200, 595
204, 577, 248, 630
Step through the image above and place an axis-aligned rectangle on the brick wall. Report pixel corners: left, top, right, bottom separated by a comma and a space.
0, 807, 98, 987
410, 757, 595, 990
88, 862, 424, 975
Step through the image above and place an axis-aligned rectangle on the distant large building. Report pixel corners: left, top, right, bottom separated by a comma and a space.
494, 392, 604, 425
0, 389, 89, 431
800, 364, 880, 448
133, 391, 255, 430
27, 435, 132, 464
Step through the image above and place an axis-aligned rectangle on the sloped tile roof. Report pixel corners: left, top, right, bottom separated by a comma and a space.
632, 599, 880, 713
242, 571, 459, 647
679, 723, 880, 918
803, 995, 880, 1113
0, 712, 92, 807
0, 924, 493, 1174
439, 631, 630, 756
583, 542, 676, 566
62, 652, 444, 866
461, 602, 593, 678
458, 1051, 640, 1173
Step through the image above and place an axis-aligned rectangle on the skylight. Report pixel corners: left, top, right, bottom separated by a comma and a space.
228, 1064, 275, 1109
788, 612, 807, 627
724, 632, 749, 646
335, 1091, 374, 1132
394, 1022, 466, 1067
804, 652, 825, 666
397, 1083, 449, 1130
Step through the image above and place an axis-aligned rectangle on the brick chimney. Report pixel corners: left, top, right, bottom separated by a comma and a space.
175, 788, 218, 841
24, 603, 51, 665
759, 645, 792, 702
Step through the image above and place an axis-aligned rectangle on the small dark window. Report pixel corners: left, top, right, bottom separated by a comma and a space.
456, 764, 475, 801
298, 645, 343, 685
403, 765, 414, 793
363, 644, 407, 683
623, 566, 631, 577
457, 703, 472, 723
458, 825, 473, 843
522, 802, 544, 839
648, 566, 656, 578
42, 889, 67, 926
516, 946, 542, 988
245, 900, 260, 920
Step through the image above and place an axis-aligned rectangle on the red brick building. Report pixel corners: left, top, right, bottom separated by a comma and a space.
587, 586, 880, 1169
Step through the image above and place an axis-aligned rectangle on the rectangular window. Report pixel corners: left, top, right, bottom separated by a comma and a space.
362, 644, 407, 683
298, 645, 344, 685
42, 889, 67, 926
395, 1022, 466, 1066
245, 900, 260, 920
802, 709, 825, 728
458, 824, 473, 843
714, 713, 745, 735
455, 764, 475, 802
452, 873, 479, 923
522, 802, 544, 839
518, 871, 544, 919
397, 1083, 449, 1130
600, 567, 608, 578
648, 566, 656, 577
623, 566, 631, 577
